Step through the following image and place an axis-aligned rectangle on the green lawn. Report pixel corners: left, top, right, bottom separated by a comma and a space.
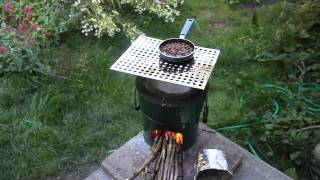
0, 0, 302, 179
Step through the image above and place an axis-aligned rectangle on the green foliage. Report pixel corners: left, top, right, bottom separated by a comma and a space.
228, 0, 320, 177
252, 108, 318, 167
27, 0, 75, 45
0, 1, 43, 74
243, 0, 320, 83
225, 0, 263, 6
71, 0, 183, 39
0, 1, 74, 75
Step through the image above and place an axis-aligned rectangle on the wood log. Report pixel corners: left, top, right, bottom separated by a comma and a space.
150, 144, 160, 179
163, 138, 173, 180
157, 138, 167, 180
146, 141, 159, 180
127, 136, 163, 180
174, 146, 180, 180
168, 142, 175, 180
155, 152, 162, 174
143, 166, 148, 180
149, 139, 162, 180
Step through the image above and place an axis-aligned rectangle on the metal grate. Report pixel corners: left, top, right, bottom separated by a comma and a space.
110, 35, 220, 90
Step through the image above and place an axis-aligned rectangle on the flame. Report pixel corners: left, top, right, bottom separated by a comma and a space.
175, 133, 183, 145
166, 131, 170, 138
151, 130, 183, 144
171, 132, 176, 139
151, 130, 161, 138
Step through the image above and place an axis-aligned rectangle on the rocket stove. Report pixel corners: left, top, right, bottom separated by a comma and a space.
86, 22, 291, 180
110, 35, 220, 150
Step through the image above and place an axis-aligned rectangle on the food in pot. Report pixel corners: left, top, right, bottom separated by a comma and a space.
160, 42, 193, 57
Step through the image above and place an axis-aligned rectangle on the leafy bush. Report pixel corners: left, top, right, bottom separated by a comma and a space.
0, 2, 43, 74
257, 111, 317, 166
27, 0, 75, 45
242, 0, 320, 83
0, 1, 73, 75
234, 0, 320, 177
71, 0, 184, 39
225, 0, 271, 6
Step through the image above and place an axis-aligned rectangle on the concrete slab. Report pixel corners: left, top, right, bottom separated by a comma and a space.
84, 168, 112, 180
89, 123, 292, 180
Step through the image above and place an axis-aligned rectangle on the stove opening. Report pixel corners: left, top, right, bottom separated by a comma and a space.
151, 130, 184, 145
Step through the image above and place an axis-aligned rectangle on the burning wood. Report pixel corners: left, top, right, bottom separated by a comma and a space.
127, 130, 183, 180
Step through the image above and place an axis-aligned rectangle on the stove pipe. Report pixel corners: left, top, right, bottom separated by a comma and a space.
135, 76, 208, 150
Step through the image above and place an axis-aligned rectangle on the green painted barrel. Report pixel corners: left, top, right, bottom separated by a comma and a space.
135, 77, 207, 150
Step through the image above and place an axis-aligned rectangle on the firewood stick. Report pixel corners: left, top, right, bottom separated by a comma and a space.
146, 158, 155, 180
151, 153, 160, 180
169, 142, 176, 180
168, 139, 176, 180
159, 139, 168, 180
163, 138, 173, 180
155, 153, 162, 173
146, 142, 158, 180
153, 146, 164, 180
174, 146, 180, 180
127, 136, 163, 180
155, 141, 164, 180
149, 145, 161, 180
157, 138, 167, 180
156, 155, 163, 180
148, 153, 159, 179
143, 166, 148, 180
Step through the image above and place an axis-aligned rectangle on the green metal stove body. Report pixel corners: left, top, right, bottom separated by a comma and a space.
135, 77, 208, 150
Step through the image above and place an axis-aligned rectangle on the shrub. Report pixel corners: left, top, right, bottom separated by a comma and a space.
0, 1, 74, 75
28, 0, 75, 45
240, 0, 320, 83
235, 0, 320, 177
0, 2, 43, 74
71, 0, 184, 39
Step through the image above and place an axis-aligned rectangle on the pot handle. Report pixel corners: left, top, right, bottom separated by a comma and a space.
179, 18, 194, 39
134, 88, 140, 111
203, 93, 209, 124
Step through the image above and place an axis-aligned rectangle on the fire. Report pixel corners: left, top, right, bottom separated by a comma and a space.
151, 129, 161, 138
175, 133, 183, 145
151, 130, 183, 145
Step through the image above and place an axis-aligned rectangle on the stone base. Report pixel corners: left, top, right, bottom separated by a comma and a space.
86, 123, 291, 180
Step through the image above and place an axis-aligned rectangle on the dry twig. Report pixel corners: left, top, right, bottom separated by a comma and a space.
174, 145, 180, 180
163, 138, 173, 180
127, 136, 163, 180
169, 142, 177, 180
157, 138, 167, 180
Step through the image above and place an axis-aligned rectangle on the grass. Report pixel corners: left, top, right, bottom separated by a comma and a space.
0, 35, 142, 179
0, 0, 292, 179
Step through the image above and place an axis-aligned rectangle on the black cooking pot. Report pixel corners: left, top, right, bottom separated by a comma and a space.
159, 18, 195, 64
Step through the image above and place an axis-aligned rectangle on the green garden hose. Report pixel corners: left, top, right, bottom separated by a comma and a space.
215, 83, 319, 158
245, 139, 260, 159
299, 83, 320, 115
215, 84, 290, 131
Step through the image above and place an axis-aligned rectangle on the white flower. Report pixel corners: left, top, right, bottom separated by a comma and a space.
75, 0, 181, 38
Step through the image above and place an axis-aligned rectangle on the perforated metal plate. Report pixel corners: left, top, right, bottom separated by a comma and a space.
110, 35, 220, 90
